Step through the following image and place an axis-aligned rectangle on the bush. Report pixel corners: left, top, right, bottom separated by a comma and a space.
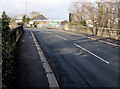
2, 11, 14, 89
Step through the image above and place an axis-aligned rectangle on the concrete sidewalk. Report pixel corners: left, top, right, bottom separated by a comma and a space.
14, 30, 50, 88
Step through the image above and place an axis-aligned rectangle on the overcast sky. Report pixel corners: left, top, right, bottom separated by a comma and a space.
0, 0, 98, 20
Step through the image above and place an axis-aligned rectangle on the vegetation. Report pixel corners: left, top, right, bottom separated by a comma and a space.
2, 11, 14, 89
22, 15, 26, 22
0, 13, 2, 89
26, 17, 31, 23
22, 15, 30, 23
70, 1, 119, 29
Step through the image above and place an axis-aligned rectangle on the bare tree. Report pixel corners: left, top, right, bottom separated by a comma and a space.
118, 1, 120, 29
70, 2, 88, 26
30, 11, 40, 18
70, 0, 119, 28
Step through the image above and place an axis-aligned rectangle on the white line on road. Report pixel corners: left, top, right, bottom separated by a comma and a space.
44, 32, 52, 34
30, 32, 60, 88
56, 35, 67, 40
63, 31, 120, 47
74, 43, 110, 64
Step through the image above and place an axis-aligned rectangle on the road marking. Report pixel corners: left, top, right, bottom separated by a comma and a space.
74, 43, 110, 64
56, 35, 67, 40
63, 31, 120, 47
75, 52, 83, 56
44, 32, 52, 34
99, 40, 119, 47
30, 32, 60, 88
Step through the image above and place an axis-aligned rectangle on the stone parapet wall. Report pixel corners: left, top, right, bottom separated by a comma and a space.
64, 24, 120, 40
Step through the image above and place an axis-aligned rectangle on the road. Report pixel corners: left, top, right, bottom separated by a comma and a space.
27, 28, 119, 88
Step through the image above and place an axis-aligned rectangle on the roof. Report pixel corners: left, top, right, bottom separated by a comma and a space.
15, 15, 24, 19
31, 14, 47, 20
33, 19, 65, 22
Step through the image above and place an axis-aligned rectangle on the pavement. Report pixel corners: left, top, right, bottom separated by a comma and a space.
14, 30, 50, 88
13, 28, 119, 89
30, 28, 119, 88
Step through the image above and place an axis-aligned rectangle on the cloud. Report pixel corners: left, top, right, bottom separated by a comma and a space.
1, 0, 71, 12
0, 1, 25, 16
0, 0, 72, 18
26, 0, 71, 9
1, 0, 71, 9
0, 8, 3, 12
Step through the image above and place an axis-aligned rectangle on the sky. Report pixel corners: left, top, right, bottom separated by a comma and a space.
0, 0, 73, 20
0, 0, 100, 20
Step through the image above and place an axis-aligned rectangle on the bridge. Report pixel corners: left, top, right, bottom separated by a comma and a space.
3, 25, 120, 89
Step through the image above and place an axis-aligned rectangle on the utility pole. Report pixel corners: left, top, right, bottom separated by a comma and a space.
118, 1, 120, 29
26, 0, 27, 15
49, 9, 51, 27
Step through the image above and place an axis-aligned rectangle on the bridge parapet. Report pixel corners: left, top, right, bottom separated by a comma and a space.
3, 25, 24, 57
8, 25, 24, 53
2, 25, 24, 88
10, 25, 23, 43
64, 25, 120, 40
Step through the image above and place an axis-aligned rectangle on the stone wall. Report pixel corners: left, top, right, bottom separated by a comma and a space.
64, 24, 120, 40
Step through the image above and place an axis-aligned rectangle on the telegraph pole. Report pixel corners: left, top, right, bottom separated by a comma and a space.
49, 9, 51, 27
26, 0, 27, 15
118, 1, 120, 29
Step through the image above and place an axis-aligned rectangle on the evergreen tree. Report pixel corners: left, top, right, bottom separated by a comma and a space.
2, 11, 12, 89
2, 11, 10, 59
22, 15, 26, 22
22, 15, 30, 23
26, 17, 30, 23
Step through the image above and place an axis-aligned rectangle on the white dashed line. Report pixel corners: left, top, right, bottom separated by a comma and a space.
74, 43, 110, 64
56, 35, 67, 40
30, 32, 60, 88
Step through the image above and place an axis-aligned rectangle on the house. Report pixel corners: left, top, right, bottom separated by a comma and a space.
29, 14, 48, 27
35, 19, 65, 29
14, 15, 23, 23
27, 13, 66, 29
48, 19, 65, 29
30, 15, 65, 29
61, 20, 68, 25
31, 14, 47, 21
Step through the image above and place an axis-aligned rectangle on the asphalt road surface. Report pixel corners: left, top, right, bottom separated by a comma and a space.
26, 28, 119, 88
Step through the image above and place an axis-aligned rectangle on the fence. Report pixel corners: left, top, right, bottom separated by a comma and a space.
64, 25, 120, 40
